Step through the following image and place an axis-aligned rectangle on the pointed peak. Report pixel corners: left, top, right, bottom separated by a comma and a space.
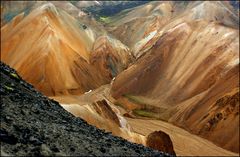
39, 2, 56, 10
36, 2, 59, 15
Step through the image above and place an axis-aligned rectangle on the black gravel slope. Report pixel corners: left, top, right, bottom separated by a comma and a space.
0, 62, 172, 156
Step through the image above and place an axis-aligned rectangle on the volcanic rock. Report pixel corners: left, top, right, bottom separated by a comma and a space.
146, 130, 176, 156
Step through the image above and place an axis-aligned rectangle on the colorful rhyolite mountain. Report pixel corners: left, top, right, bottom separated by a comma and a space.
1, 0, 239, 155
1, 3, 131, 96
110, 1, 239, 153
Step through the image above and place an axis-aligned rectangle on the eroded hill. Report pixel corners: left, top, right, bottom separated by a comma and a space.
1, 3, 132, 96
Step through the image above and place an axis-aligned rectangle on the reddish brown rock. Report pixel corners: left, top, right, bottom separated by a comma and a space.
123, 112, 135, 118
92, 100, 120, 126
146, 130, 176, 156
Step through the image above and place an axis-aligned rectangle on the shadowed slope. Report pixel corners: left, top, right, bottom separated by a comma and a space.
90, 35, 132, 79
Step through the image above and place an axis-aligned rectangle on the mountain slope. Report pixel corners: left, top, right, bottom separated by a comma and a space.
0, 1, 107, 37
1, 1, 35, 26
1, 3, 131, 96
111, 15, 239, 153
106, 1, 239, 58
90, 35, 132, 79
0, 61, 170, 156
1, 1, 239, 155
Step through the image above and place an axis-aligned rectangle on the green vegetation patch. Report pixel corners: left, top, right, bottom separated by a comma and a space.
123, 94, 146, 105
132, 109, 156, 118
122, 94, 170, 121
132, 108, 170, 121
10, 73, 19, 79
4, 85, 14, 91
99, 16, 112, 24
114, 102, 123, 107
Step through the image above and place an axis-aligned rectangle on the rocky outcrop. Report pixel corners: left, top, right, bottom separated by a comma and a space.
200, 91, 239, 133
92, 100, 120, 126
197, 90, 239, 152
146, 131, 176, 156
123, 112, 135, 118
0, 61, 172, 156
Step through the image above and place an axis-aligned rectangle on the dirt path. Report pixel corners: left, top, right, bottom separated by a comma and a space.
126, 118, 238, 156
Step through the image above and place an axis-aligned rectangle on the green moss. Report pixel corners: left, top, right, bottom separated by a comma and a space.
114, 102, 123, 107
10, 73, 19, 79
4, 85, 14, 91
99, 16, 112, 24
132, 109, 155, 118
132, 108, 170, 121
123, 94, 146, 105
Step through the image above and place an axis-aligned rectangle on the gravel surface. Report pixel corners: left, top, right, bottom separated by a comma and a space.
0, 62, 172, 156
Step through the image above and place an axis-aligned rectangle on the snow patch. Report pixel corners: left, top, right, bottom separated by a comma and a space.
118, 116, 128, 129
222, 58, 239, 77
110, 77, 116, 85
95, 1, 101, 5
133, 30, 157, 57
228, 58, 239, 67
84, 90, 92, 94
39, 2, 58, 15
223, 32, 234, 38
78, 11, 87, 17
167, 22, 189, 33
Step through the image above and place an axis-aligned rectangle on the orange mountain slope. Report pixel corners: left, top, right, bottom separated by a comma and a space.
1, 3, 131, 96
90, 35, 132, 80
110, 5, 239, 153
106, 1, 239, 58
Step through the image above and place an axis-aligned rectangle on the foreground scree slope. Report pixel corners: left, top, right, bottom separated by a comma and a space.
0, 62, 171, 156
